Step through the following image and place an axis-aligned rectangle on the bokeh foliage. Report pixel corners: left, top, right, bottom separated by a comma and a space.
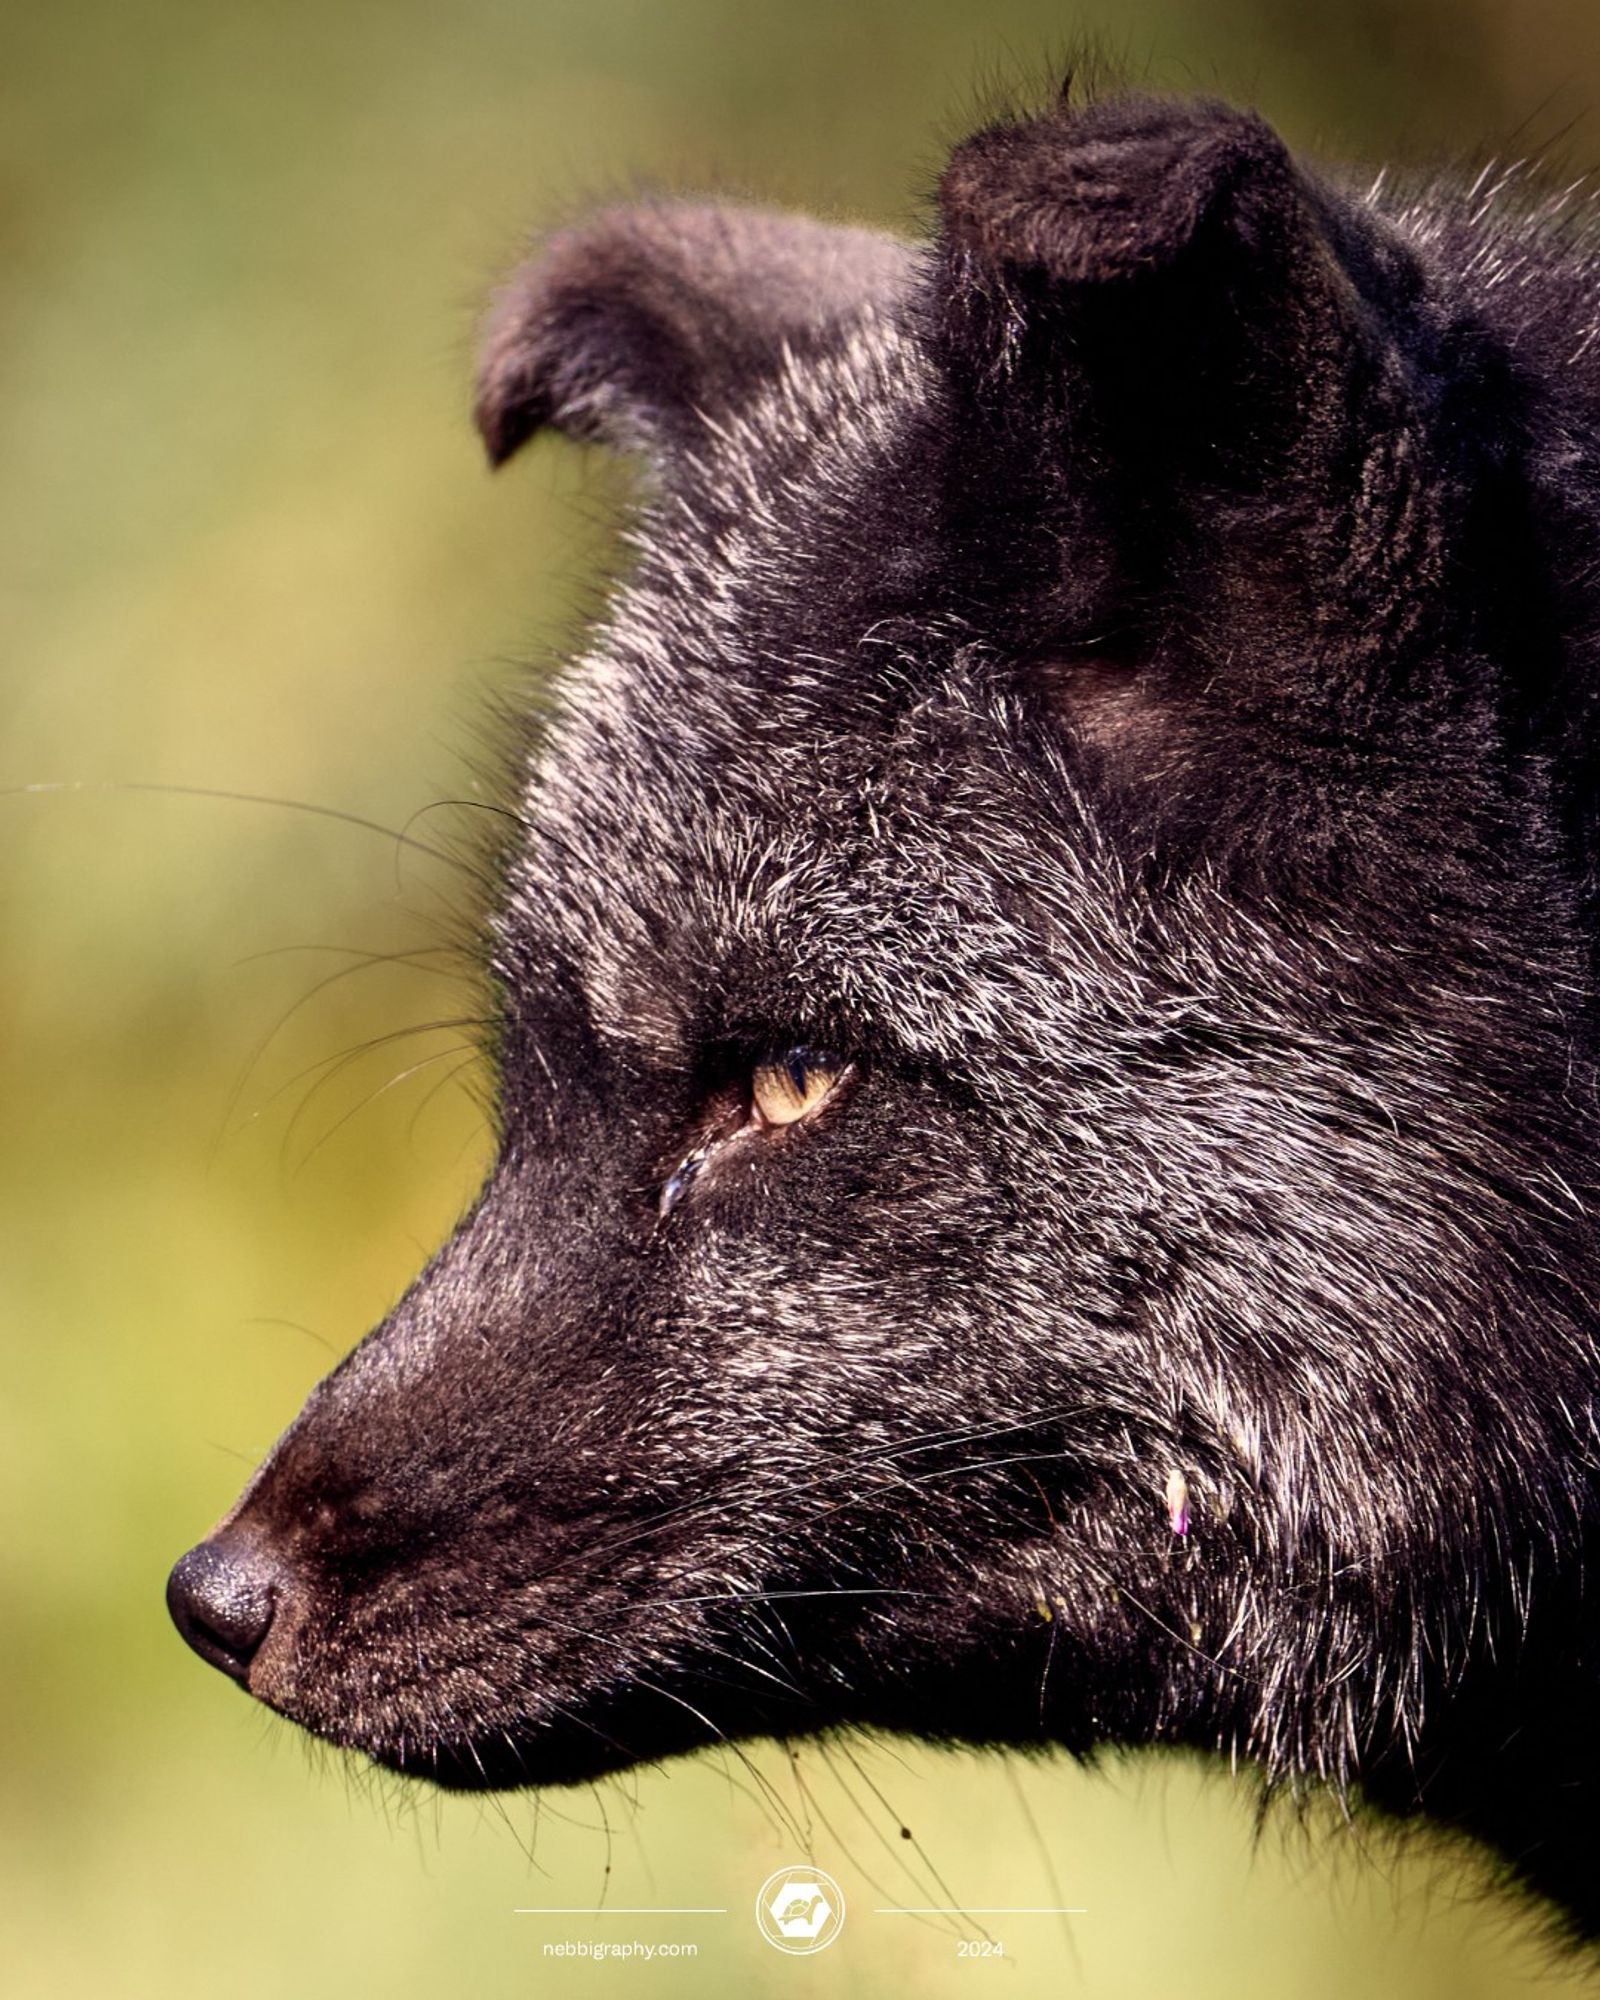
4, 1, 1600, 1993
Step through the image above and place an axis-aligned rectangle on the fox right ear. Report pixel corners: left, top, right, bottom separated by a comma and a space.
474, 201, 915, 466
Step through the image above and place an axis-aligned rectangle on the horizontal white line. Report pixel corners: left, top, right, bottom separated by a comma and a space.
874, 1907, 1088, 1915
513, 1907, 728, 1916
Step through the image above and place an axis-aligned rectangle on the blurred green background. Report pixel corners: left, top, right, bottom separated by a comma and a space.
6, 1, 1600, 1994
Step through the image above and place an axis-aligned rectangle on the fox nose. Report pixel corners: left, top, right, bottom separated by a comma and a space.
166, 1538, 279, 1684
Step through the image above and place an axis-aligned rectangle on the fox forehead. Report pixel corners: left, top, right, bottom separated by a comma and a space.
484, 298, 1199, 1083
498, 672, 1146, 1092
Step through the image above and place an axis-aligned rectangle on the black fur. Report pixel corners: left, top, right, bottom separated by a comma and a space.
169, 88, 1600, 1937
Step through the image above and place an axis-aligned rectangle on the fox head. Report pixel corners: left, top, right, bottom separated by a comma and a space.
169, 90, 1600, 1927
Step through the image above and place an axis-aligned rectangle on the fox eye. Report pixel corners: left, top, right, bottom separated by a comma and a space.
750, 1049, 844, 1128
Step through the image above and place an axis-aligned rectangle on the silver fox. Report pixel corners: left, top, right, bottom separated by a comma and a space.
170, 87, 1600, 1937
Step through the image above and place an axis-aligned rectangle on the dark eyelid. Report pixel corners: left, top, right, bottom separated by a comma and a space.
771, 1044, 841, 1080
655, 1049, 860, 1222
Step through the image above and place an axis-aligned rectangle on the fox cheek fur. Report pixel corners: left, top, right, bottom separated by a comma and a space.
169, 87, 1600, 1932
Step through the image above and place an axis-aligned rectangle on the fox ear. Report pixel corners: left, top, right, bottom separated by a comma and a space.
935, 91, 1416, 434
939, 93, 1322, 294
475, 201, 916, 466
936, 92, 1450, 653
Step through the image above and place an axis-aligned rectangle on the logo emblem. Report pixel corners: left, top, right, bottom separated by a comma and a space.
755, 1864, 846, 1954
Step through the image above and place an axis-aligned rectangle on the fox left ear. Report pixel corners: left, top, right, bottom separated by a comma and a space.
936, 91, 1427, 463
475, 201, 915, 466
935, 93, 1485, 683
